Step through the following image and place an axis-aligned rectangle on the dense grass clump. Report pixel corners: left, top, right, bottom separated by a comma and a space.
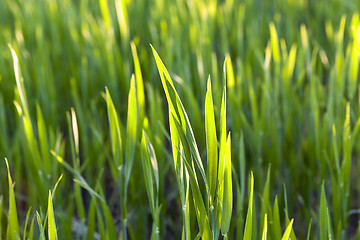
1, 0, 360, 239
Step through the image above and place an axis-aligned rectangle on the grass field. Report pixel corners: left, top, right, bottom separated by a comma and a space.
1, 0, 360, 239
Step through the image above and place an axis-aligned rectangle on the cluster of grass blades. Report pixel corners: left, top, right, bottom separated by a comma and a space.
151, 46, 297, 240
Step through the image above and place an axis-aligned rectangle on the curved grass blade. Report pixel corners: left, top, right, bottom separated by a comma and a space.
8, 44, 29, 118
105, 87, 123, 170
151, 45, 208, 190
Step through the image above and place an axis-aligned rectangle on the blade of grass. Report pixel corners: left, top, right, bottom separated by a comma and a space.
141, 131, 157, 216
221, 133, 232, 236
105, 87, 123, 172
5, 158, 19, 240
23, 207, 32, 240
272, 196, 282, 239
125, 74, 137, 187
243, 172, 254, 240
261, 214, 268, 240
281, 219, 294, 240
151, 45, 208, 191
36, 212, 46, 240
173, 114, 211, 239
48, 190, 57, 240
130, 42, 145, 131
205, 76, 218, 204
215, 87, 227, 237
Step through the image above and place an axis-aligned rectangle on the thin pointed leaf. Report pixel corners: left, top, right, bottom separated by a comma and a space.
281, 219, 294, 240
173, 114, 211, 239
205, 77, 218, 201
243, 172, 254, 240
131, 42, 145, 127
5, 158, 19, 240
221, 133, 232, 235
105, 87, 123, 169
262, 214, 268, 240
215, 88, 227, 237
320, 183, 327, 240
48, 191, 57, 240
269, 22, 281, 63
151, 46, 208, 190
125, 75, 138, 185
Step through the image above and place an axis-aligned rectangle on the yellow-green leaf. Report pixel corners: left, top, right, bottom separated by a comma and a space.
105, 87, 123, 169
205, 77, 218, 202
5, 158, 19, 240
47, 191, 57, 240
243, 172, 254, 240
281, 219, 294, 240
125, 75, 138, 185
221, 133, 233, 235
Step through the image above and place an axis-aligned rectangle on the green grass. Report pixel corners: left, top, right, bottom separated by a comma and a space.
1, 0, 360, 239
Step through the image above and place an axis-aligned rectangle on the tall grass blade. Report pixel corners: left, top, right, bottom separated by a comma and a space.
131, 42, 145, 129
115, 0, 129, 43
151, 45, 208, 190
23, 207, 32, 240
36, 212, 46, 240
125, 75, 138, 186
272, 196, 282, 239
172, 114, 211, 239
215, 87, 227, 237
320, 183, 327, 240
243, 172, 254, 240
261, 214, 268, 240
221, 133, 232, 235
105, 87, 123, 170
47, 191, 57, 240
205, 77, 218, 203
5, 158, 19, 240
